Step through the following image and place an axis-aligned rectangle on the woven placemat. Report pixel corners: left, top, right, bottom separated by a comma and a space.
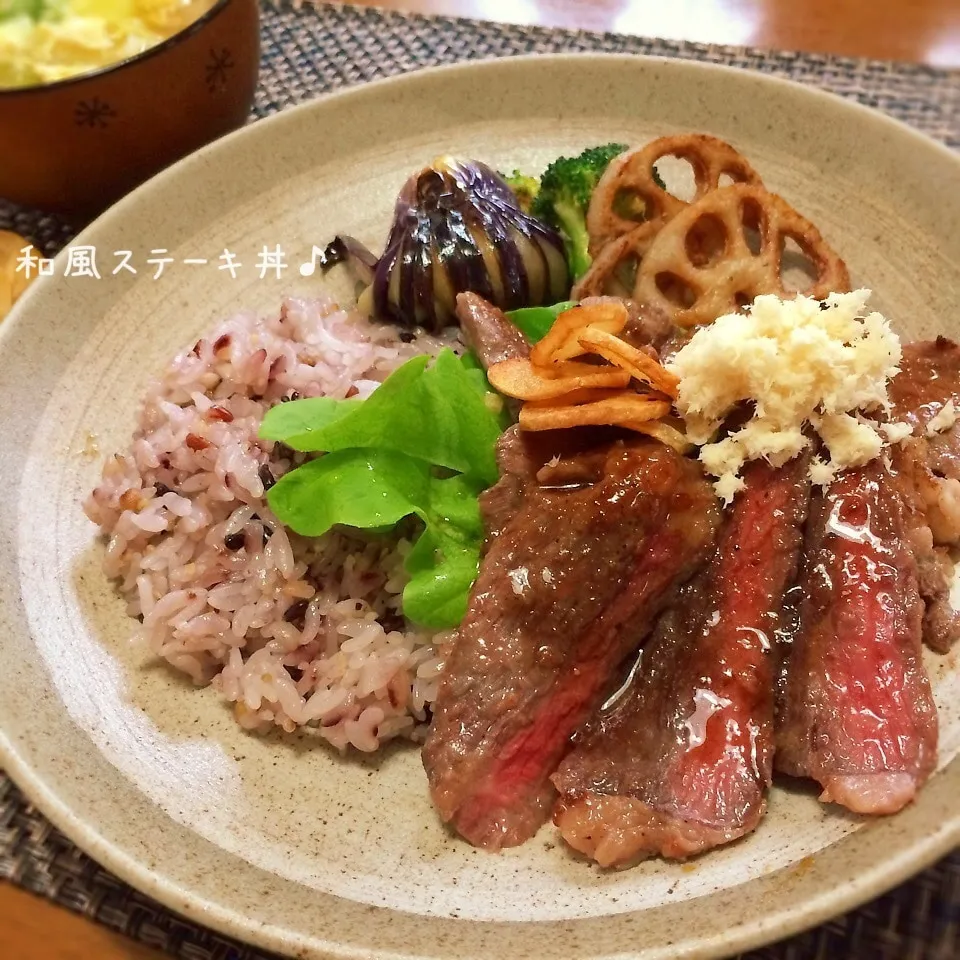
1, 3, 959, 958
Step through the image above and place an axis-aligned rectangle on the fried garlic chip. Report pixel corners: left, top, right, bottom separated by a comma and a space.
623, 419, 693, 453
487, 357, 630, 401
529, 300, 629, 367
518, 394, 671, 431
576, 326, 680, 398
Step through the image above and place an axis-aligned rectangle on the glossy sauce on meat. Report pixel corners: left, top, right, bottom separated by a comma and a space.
889, 337, 960, 536
422, 441, 720, 849
776, 462, 938, 814
552, 458, 809, 865
890, 337, 960, 438
888, 338, 960, 651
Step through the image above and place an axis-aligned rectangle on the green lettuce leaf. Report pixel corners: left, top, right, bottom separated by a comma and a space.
259, 349, 502, 484
402, 528, 480, 629
266, 448, 429, 538
257, 396, 359, 444
505, 300, 576, 342
401, 474, 485, 628
458, 349, 498, 402
266, 449, 487, 630
259, 350, 505, 628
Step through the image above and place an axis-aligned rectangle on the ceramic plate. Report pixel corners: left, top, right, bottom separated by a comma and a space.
2, 55, 959, 960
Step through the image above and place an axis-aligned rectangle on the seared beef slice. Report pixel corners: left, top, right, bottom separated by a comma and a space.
455, 292, 530, 368
422, 442, 720, 849
477, 426, 541, 546
553, 459, 809, 866
888, 338, 960, 651
776, 462, 938, 814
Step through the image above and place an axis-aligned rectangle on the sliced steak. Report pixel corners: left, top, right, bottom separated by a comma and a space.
890, 337, 960, 443
455, 292, 529, 369
888, 338, 960, 650
422, 441, 721, 849
552, 458, 809, 866
775, 461, 938, 814
479, 427, 621, 546
478, 426, 541, 546
889, 337, 960, 537
893, 441, 960, 652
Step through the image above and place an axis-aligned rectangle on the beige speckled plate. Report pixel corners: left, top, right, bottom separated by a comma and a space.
1, 54, 960, 960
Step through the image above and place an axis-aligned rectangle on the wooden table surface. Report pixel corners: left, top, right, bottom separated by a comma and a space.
349, 0, 960, 66
3, 1, 959, 958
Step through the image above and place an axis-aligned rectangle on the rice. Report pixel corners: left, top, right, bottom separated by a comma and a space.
84, 295, 459, 752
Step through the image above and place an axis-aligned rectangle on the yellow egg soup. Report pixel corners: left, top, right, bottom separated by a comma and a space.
0, 0, 218, 88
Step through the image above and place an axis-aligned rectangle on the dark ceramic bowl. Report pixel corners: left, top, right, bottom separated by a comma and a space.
0, 0, 260, 218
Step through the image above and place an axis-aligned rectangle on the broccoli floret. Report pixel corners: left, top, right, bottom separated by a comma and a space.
530, 143, 627, 280
501, 170, 540, 212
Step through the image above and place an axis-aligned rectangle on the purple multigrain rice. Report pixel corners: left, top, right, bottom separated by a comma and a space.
84, 296, 459, 752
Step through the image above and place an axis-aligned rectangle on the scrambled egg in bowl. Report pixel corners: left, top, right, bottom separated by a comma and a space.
0, 0, 217, 88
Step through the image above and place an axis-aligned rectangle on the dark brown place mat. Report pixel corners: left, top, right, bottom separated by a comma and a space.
2, 3, 959, 958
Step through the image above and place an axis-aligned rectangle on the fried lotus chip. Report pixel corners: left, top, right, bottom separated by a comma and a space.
576, 326, 680, 398
487, 356, 631, 401
529, 300, 629, 367
585, 134, 764, 256
519, 394, 672, 432
571, 218, 666, 301
634, 183, 851, 328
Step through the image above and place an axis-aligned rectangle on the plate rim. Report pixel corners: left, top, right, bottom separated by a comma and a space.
2, 50, 959, 960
